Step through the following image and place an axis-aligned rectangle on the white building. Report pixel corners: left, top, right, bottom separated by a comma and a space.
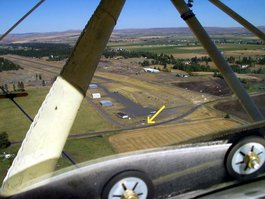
100, 100, 113, 107
89, 84, 98, 89
241, 65, 249, 69
143, 68, 160, 73
92, 93, 101, 99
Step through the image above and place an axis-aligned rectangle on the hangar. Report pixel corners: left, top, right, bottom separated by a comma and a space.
100, 100, 112, 107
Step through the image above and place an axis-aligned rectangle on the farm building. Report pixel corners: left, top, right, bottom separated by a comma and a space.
89, 83, 98, 89
100, 100, 112, 107
143, 68, 160, 73
91, 93, 101, 99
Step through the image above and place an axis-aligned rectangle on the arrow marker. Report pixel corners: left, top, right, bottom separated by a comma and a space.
147, 105, 166, 124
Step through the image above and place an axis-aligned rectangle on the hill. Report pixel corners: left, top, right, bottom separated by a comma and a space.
1, 27, 265, 44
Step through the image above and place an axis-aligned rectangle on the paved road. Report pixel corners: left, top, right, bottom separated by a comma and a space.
67, 103, 203, 139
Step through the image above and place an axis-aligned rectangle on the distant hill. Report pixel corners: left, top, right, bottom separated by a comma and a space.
0, 30, 81, 45
1, 27, 265, 44
113, 26, 265, 36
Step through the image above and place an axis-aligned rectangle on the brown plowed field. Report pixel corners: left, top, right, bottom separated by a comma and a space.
174, 79, 231, 96
214, 93, 265, 121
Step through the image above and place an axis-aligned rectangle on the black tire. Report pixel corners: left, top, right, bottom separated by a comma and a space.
225, 136, 265, 180
101, 170, 154, 199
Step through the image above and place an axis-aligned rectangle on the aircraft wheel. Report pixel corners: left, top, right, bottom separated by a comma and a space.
226, 136, 265, 180
101, 170, 154, 199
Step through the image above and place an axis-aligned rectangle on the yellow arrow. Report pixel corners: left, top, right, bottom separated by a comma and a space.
147, 105, 166, 124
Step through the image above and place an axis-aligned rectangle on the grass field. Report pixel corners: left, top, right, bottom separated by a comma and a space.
0, 89, 48, 142
56, 136, 116, 169
0, 87, 113, 142
97, 71, 219, 107
63, 136, 115, 162
0, 144, 21, 184
114, 44, 264, 55
0, 136, 116, 185
109, 118, 241, 153
96, 72, 192, 109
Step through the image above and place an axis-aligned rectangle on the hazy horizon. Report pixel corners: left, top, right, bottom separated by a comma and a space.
3, 26, 265, 35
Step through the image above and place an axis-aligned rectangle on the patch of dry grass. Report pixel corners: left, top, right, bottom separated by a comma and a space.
109, 118, 241, 153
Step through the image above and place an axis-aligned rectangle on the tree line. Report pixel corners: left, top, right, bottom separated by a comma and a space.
103, 48, 264, 74
1, 81, 25, 92
1, 43, 264, 74
0, 132, 11, 149
0, 57, 22, 72
0, 43, 72, 60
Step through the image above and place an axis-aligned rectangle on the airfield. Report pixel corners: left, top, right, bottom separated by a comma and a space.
0, 54, 245, 154
1, 27, 265, 182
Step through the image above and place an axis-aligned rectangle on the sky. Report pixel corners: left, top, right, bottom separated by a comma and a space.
0, 0, 265, 34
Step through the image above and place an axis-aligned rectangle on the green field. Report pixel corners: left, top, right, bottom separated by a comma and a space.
115, 44, 263, 55
0, 88, 113, 142
0, 136, 116, 184
56, 136, 116, 170
0, 89, 48, 142
127, 46, 200, 54
0, 87, 116, 185
0, 144, 21, 184
62, 136, 115, 164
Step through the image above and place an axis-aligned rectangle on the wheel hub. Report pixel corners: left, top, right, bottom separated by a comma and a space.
245, 152, 260, 169
122, 189, 138, 199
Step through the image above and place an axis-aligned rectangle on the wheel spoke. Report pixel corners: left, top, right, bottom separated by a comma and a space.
121, 182, 127, 191
113, 195, 122, 198
133, 182, 139, 191
240, 151, 246, 156
236, 160, 244, 165
251, 145, 255, 152
244, 165, 248, 171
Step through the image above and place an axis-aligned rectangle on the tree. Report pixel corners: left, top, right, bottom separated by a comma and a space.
213, 72, 223, 79
17, 81, 25, 91
0, 57, 22, 72
227, 56, 235, 64
4, 84, 8, 91
140, 60, 150, 67
13, 84, 16, 91
0, 132, 11, 149
191, 56, 198, 64
20, 81, 25, 91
